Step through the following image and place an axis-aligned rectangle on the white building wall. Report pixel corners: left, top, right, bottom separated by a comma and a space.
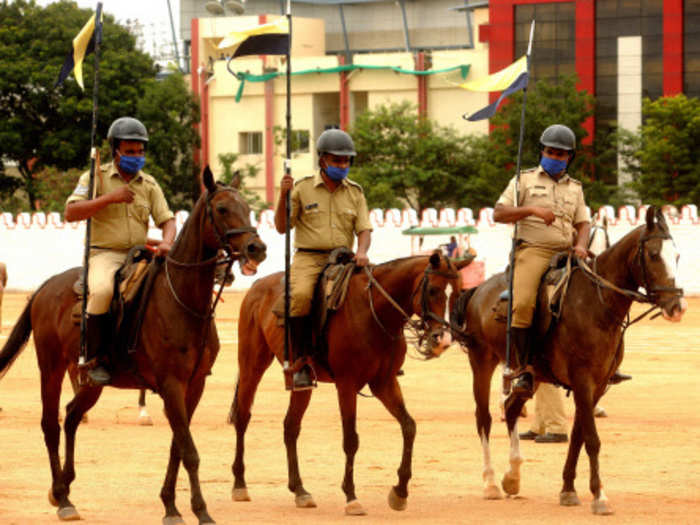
2, 207, 699, 295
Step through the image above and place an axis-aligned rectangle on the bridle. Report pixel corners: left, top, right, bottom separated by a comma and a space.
635, 230, 684, 303
164, 185, 260, 320
587, 224, 610, 251
364, 256, 459, 344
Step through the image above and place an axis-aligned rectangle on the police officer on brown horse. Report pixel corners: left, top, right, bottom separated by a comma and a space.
493, 124, 591, 399
274, 128, 372, 390
64, 117, 176, 385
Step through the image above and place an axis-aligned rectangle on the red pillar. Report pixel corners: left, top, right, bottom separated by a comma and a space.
190, 18, 201, 168
339, 55, 350, 130
201, 68, 210, 168
663, 0, 684, 95
258, 15, 276, 204
575, 0, 595, 143
416, 52, 428, 118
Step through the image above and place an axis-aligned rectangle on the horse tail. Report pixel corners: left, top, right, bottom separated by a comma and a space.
0, 292, 34, 381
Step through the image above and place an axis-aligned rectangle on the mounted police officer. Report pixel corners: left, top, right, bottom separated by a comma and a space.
64, 117, 175, 386
274, 128, 372, 390
493, 124, 591, 399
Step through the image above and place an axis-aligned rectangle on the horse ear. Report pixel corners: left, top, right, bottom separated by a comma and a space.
454, 258, 472, 270
429, 250, 441, 268
230, 170, 242, 190
645, 205, 658, 230
202, 165, 217, 194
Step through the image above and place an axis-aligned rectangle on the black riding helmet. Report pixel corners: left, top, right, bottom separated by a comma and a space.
317, 128, 356, 166
539, 124, 576, 164
107, 117, 149, 154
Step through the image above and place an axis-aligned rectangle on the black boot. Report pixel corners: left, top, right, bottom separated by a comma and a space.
86, 314, 112, 386
288, 316, 315, 391
510, 327, 534, 399
609, 369, 632, 384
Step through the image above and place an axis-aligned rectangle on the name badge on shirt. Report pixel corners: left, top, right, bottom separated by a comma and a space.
305, 203, 319, 210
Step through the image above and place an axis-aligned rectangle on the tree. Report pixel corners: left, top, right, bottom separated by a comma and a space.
621, 95, 700, 207
217, 153, 270, 214
0, 0, 200, 210
350, 102, 474, 212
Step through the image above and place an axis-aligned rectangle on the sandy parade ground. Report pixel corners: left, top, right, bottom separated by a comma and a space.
1, 290, 699, 525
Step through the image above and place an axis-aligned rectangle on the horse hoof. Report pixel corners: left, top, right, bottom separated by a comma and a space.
138, 414, 153, 426
388, 487, 407, 511
345, 499, 367, 516
232, 487, 251, 502
162, 515, 186, 525
560, 491, 581, 506
594, 406, 607, 418
57, 506, 80, 521
592, 498, 614, 515
48, 489, 59, 507
295, 493, 316, 508
501, 473, 520, 496
484, 485, 503, 500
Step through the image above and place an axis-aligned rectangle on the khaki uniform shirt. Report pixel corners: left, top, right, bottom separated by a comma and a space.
66, 162, 174, 250
497, 166, 590, 250
288, 173, 372, 250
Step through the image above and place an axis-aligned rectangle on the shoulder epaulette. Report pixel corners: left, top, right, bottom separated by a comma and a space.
345, 179, 364, 192
294, 175, 314, 187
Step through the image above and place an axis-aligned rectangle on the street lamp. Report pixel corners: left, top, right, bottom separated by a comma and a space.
205, 0, 245, 15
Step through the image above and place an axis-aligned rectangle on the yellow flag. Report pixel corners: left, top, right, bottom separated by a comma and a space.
459, 56, 527, 92
56, 12, 103, 90
218, 18, 290, 58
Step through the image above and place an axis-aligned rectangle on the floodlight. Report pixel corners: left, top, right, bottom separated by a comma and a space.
205, 1, 225, 15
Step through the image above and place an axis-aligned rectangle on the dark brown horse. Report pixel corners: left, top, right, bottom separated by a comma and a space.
450, 206, 686, 514
228, 252, 470, 515
0, 169, 266, 524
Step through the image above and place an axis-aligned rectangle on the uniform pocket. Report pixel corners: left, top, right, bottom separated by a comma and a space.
303, 207, 323, 227
338, 208, 357, 232
131, 198, 151, 223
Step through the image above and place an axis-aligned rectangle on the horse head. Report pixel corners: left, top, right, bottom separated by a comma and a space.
201, 166, 267, 275
588, 213, 610, 256
632, 206, 687, 322
413, 251, 471, 359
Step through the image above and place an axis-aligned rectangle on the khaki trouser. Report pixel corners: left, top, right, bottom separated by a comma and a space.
287, 251, 329, 317
511, 244, 560, 328
529, 383, 567, 435
87, 249, 128, 315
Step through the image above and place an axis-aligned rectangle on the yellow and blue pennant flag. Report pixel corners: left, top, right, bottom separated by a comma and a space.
218, 17, 290, 58
460, 56, 529, 122
55, 11, 103, 90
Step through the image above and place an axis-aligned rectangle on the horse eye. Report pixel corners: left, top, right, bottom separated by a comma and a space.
216, 205, 229, 215
429, 287, 441, 298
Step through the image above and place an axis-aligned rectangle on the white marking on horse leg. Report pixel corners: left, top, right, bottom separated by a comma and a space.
481, 431, 502, 499
501, 422, 524, 496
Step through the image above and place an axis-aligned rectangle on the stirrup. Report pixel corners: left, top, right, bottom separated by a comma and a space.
510, 371, 534, 399
87, 365, 111, 386
292, 365, 316, 391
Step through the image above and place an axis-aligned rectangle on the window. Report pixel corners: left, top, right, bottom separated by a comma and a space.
239, 132, 263, 155
291, 130, 310, 154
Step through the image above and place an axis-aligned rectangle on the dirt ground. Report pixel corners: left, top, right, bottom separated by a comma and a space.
1, 291, 699, 525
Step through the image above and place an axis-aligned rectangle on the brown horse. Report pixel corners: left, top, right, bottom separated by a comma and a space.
450, 205, 686, 514
228, 251, 470, 515
0, 168, 266, 524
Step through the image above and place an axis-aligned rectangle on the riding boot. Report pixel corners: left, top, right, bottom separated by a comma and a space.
289, 316, 315, 391
609, 369, 632, 384
510, 327, 534, 399
86, 313, 112, 386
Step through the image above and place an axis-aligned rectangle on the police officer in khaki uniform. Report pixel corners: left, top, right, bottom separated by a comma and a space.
274, 128, 372, 390
493, 124, 590, 399
520, 382, 568, 443
65, 117, 175, 385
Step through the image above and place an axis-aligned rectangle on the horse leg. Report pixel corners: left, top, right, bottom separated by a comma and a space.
336, 385, 365, 515
138, 388, 153, 426
470, 354, 502, 499
229, 348, 274, 502
560, 410, 584, 507
283, 389, 316, 508
67, 368, 88, 423
40, 366, 78, 520
160, 378, 214, 525
573, 388, 612, 515
501, 393, 527, 497
61, 385, 103, 518
369, 377, 415, 511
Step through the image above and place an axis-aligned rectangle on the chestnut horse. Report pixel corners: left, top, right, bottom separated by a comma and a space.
450, 206, 686, 514
228, 252, 469, 515
0, 169, 267, 524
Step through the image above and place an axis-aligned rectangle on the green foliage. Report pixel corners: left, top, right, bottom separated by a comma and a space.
350, 101, 474, 212
622, 95, 700, 207
0, 0, 200, 211
217, 153, 270, 214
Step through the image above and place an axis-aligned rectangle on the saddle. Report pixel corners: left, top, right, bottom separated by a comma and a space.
493, 251, 577, 329
71, 245, 161, 355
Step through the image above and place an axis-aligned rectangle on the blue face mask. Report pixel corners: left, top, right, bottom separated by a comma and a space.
325, 165, 349, 181
540, 156, 567, 176
118, 154, 146, 174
